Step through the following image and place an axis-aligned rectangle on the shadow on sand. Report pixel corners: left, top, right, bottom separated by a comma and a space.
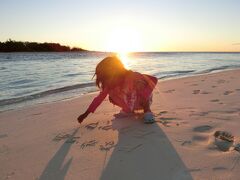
100, 116, 192, 180
39, 128, 79, 180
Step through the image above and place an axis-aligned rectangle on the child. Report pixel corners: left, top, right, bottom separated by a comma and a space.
77, 56, 158, 124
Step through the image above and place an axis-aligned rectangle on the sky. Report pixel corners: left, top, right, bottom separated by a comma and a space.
1, 0, 240, 52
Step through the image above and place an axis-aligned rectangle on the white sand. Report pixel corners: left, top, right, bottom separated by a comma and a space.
1, 69, 240, 180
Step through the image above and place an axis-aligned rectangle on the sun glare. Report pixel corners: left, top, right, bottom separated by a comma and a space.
105, 27, 143, 53
105, 27, 142, 69
117, 52, 131, 69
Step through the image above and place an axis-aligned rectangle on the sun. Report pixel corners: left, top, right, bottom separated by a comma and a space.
105, 27, 143, 53
104, 27, 142, 69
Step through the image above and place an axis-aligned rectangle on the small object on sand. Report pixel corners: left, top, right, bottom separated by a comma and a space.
214, 131, 234, 152
234, 143, 240, 152
214, 131, 234, 142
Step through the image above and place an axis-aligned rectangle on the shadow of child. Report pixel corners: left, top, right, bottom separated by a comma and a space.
100, 116, 192, 180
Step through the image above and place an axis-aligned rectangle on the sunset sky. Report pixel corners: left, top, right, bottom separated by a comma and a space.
1, 0, 240, 52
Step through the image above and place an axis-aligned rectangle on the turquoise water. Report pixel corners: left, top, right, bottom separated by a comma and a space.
1, 52, 240, 111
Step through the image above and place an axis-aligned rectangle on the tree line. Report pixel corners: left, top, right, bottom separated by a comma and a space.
0, 39, 87, 52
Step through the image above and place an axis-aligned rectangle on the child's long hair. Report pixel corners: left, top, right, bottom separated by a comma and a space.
94, 56, 128, 90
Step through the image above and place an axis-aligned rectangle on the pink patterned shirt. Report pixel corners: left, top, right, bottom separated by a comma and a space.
87, 71, 158, 113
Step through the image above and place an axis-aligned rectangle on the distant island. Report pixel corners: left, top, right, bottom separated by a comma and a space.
0, 39, 87, 52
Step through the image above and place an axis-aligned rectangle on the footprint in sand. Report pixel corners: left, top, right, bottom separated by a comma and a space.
0, 145, 9, 154
193, 125, 214, 133
4, 172, 15, 180
193, 90, 200, 94
201, 91, 211, 94
163, 89, 175, 93
192, 135, 210, 145
80, 140, 98, 149
180, 139, 205, 147
159, 117, 178, 121
223, 91, 234, 95
235, 88, 240, 91
31, 112, 43, 116
158, 120, 180, 127
181, 140, 192, 146
212, 167, 228, 171
157, 111, 168, 116
156, 117, 179, 127
193, 125, 214, 146
210, 99, 219, 102
85, 122, 99, 130
217, 79, 225, 84
190, 84, 198, 86
156, 120, 171, 127
99, 141, 115, 151
212, 85, 217, 88
189, 111, 209, 117
0, 134, 8, 139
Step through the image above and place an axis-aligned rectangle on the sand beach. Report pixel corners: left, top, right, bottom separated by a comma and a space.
1, 69, 240, 180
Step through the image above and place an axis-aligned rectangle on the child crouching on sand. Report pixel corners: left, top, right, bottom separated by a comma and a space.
77, 56, 158, 124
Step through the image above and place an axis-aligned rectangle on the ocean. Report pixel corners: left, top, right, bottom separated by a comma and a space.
1, 52, 240, 112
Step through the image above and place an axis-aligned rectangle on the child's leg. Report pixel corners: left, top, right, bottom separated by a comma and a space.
141, 95, 155, 123
109, 96, 133, 118
141, 95, 152, 113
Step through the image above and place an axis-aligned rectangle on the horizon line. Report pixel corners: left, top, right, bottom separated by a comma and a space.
1, 39, 240, 53
1, 51, 240, 53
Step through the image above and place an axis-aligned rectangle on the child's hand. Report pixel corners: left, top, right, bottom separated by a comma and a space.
77, 114, 87, 123
77, 111, 90, 124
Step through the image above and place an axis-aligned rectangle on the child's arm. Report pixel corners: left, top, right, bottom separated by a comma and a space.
77, 89, 108, 123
